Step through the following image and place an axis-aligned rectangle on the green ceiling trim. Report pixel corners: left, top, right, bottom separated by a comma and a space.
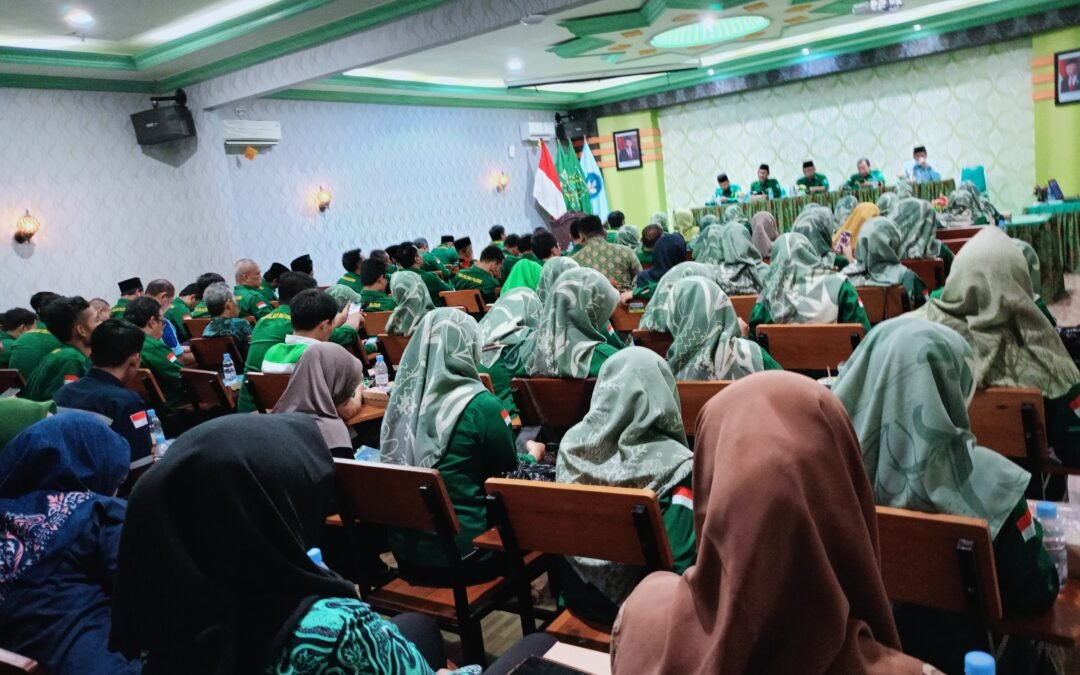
265, 87, 565, 110
811, 1, 864, 15
556, 0, 738, 38
547, 36, 615, 59
0, 46, 133, 71
0, 73, 153, 93
132, 0, 334, 70
321, 75, 576, 102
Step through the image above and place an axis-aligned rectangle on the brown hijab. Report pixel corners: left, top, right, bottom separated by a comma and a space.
611, 371, 923, 675
273, 342, 364, 450
751, 211, 779, 257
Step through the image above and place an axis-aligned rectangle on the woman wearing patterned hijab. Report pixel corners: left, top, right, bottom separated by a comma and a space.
385, 269, 434, 336
842, 217, 927, 309
1012, 239, 1056, 326
536, 256, 578, 305
556, 348, 695, 623
793, 205, 847, 270
638, 261, 726, 332
834, 194, 858, 226
667, 277, 779, 379
749, 233, 870, 334
382, 309, 542, 579
525, 268, 621, 378
892, 198, 942, 260
692, 223, 768, 296
876, 191, 899, 218
477, 288, 542, 416
615, 224, 640, 248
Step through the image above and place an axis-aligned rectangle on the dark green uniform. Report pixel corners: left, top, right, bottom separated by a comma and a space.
749, 281, 871, 336
9, 329, 63, 381
420, 253, 451, 279
501, 253, 520, 280
521, 252, 541, 265
637, 249, 653, 267
845, 170, 885, 190
109, 297, 131, 318
451, 266, 500, 303
713, 186, 741, 203
796, 174, 830, 192
258, 280, 277, 304
589, 344, 620, 378
190, 301, 211, 318
141, 334, 186, 411
164, 298, 194, 342
0, 331, 16, 368
234, 285, 273, 320
430, 245, 459, 268
749, 178, 782, 199
400, 268, 451, 306
1047, 384, 1080, 465
23, 345, 90, 402
335, 274, 364, 294
360, 289, 396, 312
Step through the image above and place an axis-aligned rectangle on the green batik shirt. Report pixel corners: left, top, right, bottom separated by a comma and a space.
164, 298, 193, 341
420, 252, 451, 279
360, 289, 396, 312
451, 266, 500, 303
749, 281, 871, 336
796, 174, 830, 191
109, 297, 130, 318
141, 334, 186, 411
190, 300, 210, 318
9, 329, 63, 381
501, 253, 520, 280
750, 178, 782, 199
23, 345, 90, 402
845, 170, 886, 190
335, 274, 364, 294
0, 331, 15, 368
234, 285, 273, 320
400, 268, 452, 306
430, 246, 459, 267
571, 237, 643, 292
258, 280, 277, 304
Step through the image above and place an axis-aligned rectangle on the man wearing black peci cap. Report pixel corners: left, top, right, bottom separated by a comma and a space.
261, 262, 288, 302
290, 254, 314, 278
796, 160, 829, 193
714, 173, 741, 203
110, 277, 143, 318
749, 164, 782, 200
431, 235, 460, 267
908, 145, 941, 184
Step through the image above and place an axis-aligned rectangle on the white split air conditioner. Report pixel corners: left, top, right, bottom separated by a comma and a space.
222, 119, 282, 146
520, 121, 556, 141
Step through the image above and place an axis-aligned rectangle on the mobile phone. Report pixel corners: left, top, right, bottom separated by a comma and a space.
833, 230, 851, 253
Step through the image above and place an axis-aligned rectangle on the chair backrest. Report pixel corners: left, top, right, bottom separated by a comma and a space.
729, 295, 757, 324
856, 286, 909, 325
675, 381, 733, 437
941, 238, 970, 255
902, 258, 946, 291
377, 334, 411, 366
631, 330, 673, 357
876, 506, 1002, 620
245, 372, 292, 413
333, 459, 460, 535
440, 289, 485, 314
182, 318, 210, 339
755, 324, 865, 371
364, 311, 392, 336
0, 648, 41, 674
610, 301, 647, 333
179, 368, 235, 411
0, 369, 26, 395
511, 377, 595, 437
960, 165, 987, 194
189, 336, 245, 372
969, 387, 1048, 463
936, 226, 984, 240
485, 478, 673, 569
129, 368, 167, 408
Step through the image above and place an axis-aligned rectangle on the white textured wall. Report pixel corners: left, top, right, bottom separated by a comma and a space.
660, 40, 1035, 215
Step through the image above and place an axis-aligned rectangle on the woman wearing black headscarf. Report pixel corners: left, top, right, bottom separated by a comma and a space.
629, 233, 687, 302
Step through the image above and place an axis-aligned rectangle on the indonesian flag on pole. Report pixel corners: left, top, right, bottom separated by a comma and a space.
533, 140, 567, 219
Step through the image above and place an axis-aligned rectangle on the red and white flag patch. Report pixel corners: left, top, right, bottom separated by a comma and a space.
672, 486, 693, 510
130, 411, 148, 429
63, 374, 78, 384
1017, 506, 1037, 542
256, 301, 267, 309
501, 409, 512, 427
166, 352, 178, 363
183, 314, 192, 320
1070, 394, 1080, 419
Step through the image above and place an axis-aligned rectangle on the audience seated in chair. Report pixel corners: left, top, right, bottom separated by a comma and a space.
273, 341, 364, 458
200, 281, 253, 357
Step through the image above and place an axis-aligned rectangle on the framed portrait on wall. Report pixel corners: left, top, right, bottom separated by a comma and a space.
613, 129, 642, 170
1055, 49, 1080, 105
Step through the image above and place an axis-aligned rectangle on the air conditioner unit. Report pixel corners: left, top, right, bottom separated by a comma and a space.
520, 121, 556, 141
222, 119, 282, 146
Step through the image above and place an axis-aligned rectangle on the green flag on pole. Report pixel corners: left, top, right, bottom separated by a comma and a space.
556, 140, 592, 214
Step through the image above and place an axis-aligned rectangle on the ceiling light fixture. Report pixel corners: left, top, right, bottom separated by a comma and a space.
801, 47, 811, 56
913, 23, 922, 30
650, 15, 770, 50
64, 9, 94, 26
507, 58, 524, 72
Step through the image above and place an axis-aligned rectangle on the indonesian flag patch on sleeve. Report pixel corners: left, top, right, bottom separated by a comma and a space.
501, 409, 512, 427
63, 374, 79, 384
130, 410, 148, 428
1070, 393, 1080, 419
1018, 506, 1037, 542
256, 301, 267, 309
672, 486, 693, 510
166, 351, 178, 363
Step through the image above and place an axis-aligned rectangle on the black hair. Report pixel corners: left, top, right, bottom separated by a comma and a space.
569, 220, 581, 239
195, 272, 226, 300
290, 290, 338, 331
30, 291, 60, 314
518, 234, 533, 253
360, 258, 389, 286
489, 224, 505, 241
607, 211, 625, 229
145, 279, 175, 297
717, 173, 728, 184
641, 224, 664, 249
42, 296, 91, 343
90, 319, 145, 368
1, 308, 36, 332
290, 255, 313, 275
123, 296, 163, 329
385, 245, 402, 262
578, 215, 605, 237
394, 244, 419, 269
341, 249, 363, 273
369, 249, 389, 264
278, 271, 318, 305
504, 234, 521, 249
479, 246, 505, 263
532, 231, 558, 260
179, 283, 198, 297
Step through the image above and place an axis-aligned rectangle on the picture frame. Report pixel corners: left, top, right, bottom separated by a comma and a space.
613, 128, 642, 171
1055, 49, 1080, 106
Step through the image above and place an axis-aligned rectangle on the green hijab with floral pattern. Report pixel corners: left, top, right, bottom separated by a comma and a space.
536, 256, 579, 305
842, 217, 911, 287
380, 308, 488, 469
792, 205, 838, 267
638, 261, 726, 332
893, 198, 940, 260
876, 192, 899, 218
385, 270, 434, 336
524, 267, 619, 378
713, 223, 768, 296
667, 277, 768, 381
478, 288, 541, 371
722, 204, 752, 236
616, 224, 640, 248
915, 227, 1079, 398
759, 233, 846, 325
1012, 239, 1044, 301
833, 317, 1029, 538
324, 284, 361, 311
502, 258, 543, 293
834, 195, 858, 227
649, 212, 668, 231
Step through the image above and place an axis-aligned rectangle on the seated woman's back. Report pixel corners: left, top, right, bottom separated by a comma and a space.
842, 216, 927, 308
476, 288, 542, 416
385, 269, 433, 336
0, 413, 138, 674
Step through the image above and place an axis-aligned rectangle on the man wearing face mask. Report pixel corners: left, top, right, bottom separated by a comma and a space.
907, 145, 941, 184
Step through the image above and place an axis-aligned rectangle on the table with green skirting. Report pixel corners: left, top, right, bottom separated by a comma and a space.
1023, 202, 1080, 276
1006, 214, 1065, 301
691, 180, 956, 233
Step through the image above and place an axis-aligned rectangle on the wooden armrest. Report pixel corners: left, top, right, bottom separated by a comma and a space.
473, 527, 505, 552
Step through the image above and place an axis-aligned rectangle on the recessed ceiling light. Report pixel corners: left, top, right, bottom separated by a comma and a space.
64, 9, 94, 26
913, 23, 922, 31
650, 16, 770, 49
507, 58, 524, 72
801, 47, 811, 56
707, 68, 715, 75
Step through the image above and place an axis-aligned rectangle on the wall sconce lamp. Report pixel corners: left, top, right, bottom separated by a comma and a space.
316, 187, 332, 212
14, 209, 39, 244
495, 172, 510, 193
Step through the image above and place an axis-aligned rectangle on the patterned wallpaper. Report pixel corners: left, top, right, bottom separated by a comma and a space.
659, 40, 1035, 216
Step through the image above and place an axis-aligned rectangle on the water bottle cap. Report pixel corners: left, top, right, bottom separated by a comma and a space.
375, 354, 384, 362
1037, 501, 1057, 520
147, 408, 156, 417
964, 650, 994, 675
306, 548, 323, 566
223, 353, 232, 361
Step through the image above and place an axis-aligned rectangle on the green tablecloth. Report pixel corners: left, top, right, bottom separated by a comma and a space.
1006, 214, 1066, 301
1024, 202, 1080, 275
691, 180, 956, 233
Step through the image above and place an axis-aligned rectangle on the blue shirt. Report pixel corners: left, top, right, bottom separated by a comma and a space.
910, 164, 941, 184
53, 369, 153, 464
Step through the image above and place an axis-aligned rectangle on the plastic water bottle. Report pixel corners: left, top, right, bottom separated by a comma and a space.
373, 355, 390, 391
307, 547, 329, 570
964, 651, 994, 675
1037, 502, 1068, 587
221, 353, 237, 388
147, 409, 169, 459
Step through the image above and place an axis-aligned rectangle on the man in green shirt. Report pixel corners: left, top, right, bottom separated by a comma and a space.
290, 253, 315, 280
454, 237, 474, 270
336, 248, 365, 293
261, 262, 288, 303
261, 291, 339, 374
501, 234, 521, 279
23, 296, 102, 401
796, 160, 829, 193
110, 277, 143, 318
713, 173, 742, 203
394, 243, 452, 306
9, 292, 61, 380
532, 230, 560, 263
430, 235, 459, 268
0, 308, 36, 369
517, 235, 540, 264
488, 224, 505, 249
359, 258, 396, 312
124, 296, 187, 411
234, 258, 274, 320
190, 272, 227, 318
605, 211, 625, 244
749, 163, 782, 200
413, 239, 451, 279
845, 157, 886, 190
452, 246, 504, 303
165, 283, 198, 342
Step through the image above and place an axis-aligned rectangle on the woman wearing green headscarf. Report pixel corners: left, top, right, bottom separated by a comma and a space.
793, 205, 848, 270
833, 318, 1057, 640
667, 277, 780, 379
833, 194, 858, 227
875, 191, 899, 218
722, 204, 752, 236
638, 261, 726, 332
381, 309, 543, 579
842, 217, 927, 309
697, 223, 768, 296
615, 224, 640, 248
0, 398, 54, 450
916, 227, 1080, 463
893, 198, 942, 260
536, 256, 578, 305
324, 284, 360, 311
672, 209, 698, 242
524, 267, 621, 378
477, 288, 541, 416
649, 212, 668, 232
1012, 239, 1056, 326
501, 258, 543, 294
749, 233, 870, 335
556, 347, 695, 622
942, 180, 1001, 226
384, 270, 434, 336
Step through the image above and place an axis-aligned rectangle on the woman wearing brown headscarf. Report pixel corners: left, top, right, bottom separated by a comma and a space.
750, 211, 779, 258
273, 341, 364, 456
611, 371, 928, 675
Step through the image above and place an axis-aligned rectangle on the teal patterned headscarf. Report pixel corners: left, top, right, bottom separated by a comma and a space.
639, 261, 727, 332
558, 347, 693, 603
478, 288, 541, 371
833, 317, 1029, 538
842, 217, 910, 288
380, 309, 488, 468
834, 195, 858, 227
722, 204, 752, 236
893, 198, 941, 260
536, 256, 579, 305
876, 192, 899, 218
667, 277, 769, 381
792, 205, 838, 267
759, 233, 846, 325
1012, 239, 1043, 300
649, 212, 668, 231
713, 223, 768, 296
616, 224, 640, 248
385, 270, 434, 336
324, 284, 361, 311
944, 180, 999, 225
524, 267, 619, 378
